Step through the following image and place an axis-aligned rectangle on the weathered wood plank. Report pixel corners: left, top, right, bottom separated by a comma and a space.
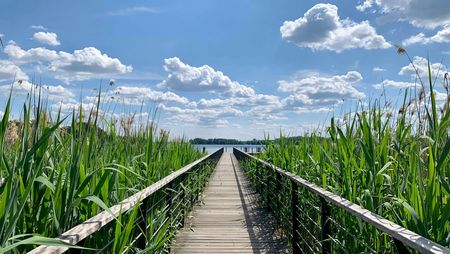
171, 153, 288, 254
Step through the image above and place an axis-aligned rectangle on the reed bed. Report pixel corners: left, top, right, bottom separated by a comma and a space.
246, 50, 450, 251
0, 89, 204, 253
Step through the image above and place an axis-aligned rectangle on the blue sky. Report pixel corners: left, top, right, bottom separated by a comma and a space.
0, 0, 449, 139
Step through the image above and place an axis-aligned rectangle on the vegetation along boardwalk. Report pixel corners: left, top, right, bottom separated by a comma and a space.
171, 152, 288, 253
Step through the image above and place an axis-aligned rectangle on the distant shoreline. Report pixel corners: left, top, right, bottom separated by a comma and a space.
189, 136, 310, 145
189, 138, 262, 145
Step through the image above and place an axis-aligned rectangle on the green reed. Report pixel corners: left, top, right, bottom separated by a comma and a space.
256, 53, 450, 249
0, 88, 203, 253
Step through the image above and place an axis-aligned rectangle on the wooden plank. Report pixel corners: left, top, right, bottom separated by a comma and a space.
28, 149, 223, 254
171, 153, 288, 254
234, 148, 450, 254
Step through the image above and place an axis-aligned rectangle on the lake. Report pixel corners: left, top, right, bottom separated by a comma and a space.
193, 144, 264, 154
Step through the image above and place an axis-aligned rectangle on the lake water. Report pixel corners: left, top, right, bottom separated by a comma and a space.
193, 144, 263, 154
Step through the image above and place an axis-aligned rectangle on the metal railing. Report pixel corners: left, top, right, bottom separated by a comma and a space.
233, 148, 450, 254
28, 148, 224, 254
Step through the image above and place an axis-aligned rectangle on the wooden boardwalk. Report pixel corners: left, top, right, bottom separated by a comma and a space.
171, 152, 288, 253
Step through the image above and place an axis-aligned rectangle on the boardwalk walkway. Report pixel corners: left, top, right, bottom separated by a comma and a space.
171, 152, 288, 253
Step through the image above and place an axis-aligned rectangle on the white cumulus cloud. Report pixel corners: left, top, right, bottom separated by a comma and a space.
106, 6, 160, 16
51, 101, 97, 114
356, 0, 374, 12
373, 79, 416, 89
197, 94, 280, 108
0, 60, 28, 81
373, 56, 448, 89
196, 94, 284, 120
278, 71, 365, 108
161, 104, 244, 128
4, 42, 132, 83
33, 32, 61, 46
358, 0, 450, 29
0, 81, 75, 102
399, 56, 447, 81
86, 86, 189, 105
161, 105, 244, 118
403, 26, 450, 46
31, 25, 47, 31
373, 67, 386, 72
280, 3, 390, 52
158, 57, 255, 97
246, 104, 286, 120
4, 42, 59, 63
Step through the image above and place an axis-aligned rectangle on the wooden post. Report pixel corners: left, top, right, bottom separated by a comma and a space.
266, 166, 270, 209
320, 197, 331, 254
166, 180, 176, 253
196, 166, 201, 202
394, 239, 411, 254
257, 162, 263, 193
137, 198, 148, 249
291, 180, 300, 254
190, 170, 196, 207
167, 181, 174, 230
180, 174, 187, 228
276, 171, 282, 222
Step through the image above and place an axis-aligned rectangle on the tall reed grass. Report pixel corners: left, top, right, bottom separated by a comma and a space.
258, 50, 450, 248
0, 88, 203, 252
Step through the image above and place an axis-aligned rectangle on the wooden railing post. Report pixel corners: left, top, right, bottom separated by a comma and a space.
276, 171, 282, 222
394, 239, 411, 254
137, 198, 148, 249
196, 166, 201, 202
266, 165, 270, 208
166, 180, 175, 253
291, 179, 301, 254
180, 174, 187, 228
167, 180, 174, 229
190, 169, 196, 206
258, 162, 263, 194
320, 197, 331, 254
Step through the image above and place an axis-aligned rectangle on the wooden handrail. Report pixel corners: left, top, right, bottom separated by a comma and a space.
233, 148, 450, 254
28, 148, 224, 254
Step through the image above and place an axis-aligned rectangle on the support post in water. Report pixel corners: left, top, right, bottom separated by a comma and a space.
320, 197, 331, 254
291, 179, 300, 254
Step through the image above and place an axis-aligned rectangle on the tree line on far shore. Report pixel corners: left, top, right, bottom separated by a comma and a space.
189, 136, 325, 145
